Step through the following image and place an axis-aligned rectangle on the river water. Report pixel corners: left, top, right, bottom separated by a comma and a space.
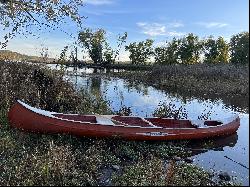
48, 64, 249, 185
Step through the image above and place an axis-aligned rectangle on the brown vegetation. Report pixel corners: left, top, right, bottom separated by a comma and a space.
111, 63, 249, 112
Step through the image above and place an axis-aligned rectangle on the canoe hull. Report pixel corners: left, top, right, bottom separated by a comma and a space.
8, 101, 240, 141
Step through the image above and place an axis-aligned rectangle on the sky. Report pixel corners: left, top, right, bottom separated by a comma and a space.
0, 0, 249, 61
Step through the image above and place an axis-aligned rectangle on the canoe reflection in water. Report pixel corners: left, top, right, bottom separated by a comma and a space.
185, 133, 238, 156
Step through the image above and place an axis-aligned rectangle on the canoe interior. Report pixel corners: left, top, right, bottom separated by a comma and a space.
53, 114, 97, 123
204, 121, 223, 126
52, 114, 223, 128
112, 116, 152, 127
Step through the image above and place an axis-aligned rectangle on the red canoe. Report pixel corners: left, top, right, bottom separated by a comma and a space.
7, 100, 240, 141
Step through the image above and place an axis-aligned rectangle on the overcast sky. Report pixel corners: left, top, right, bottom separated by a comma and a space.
1, 0, 249, 60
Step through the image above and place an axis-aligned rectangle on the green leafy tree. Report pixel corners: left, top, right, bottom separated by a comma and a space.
103, 42, 115, 65
125, 39, 154, 65
78, 28, 106, 64
230, 32, 249, 64
78, 28, 127, 65
178, 33, 202, 64
0, 0, 85, 48
154, 38, 181, 65
203, 36, 229, 64
216, 37, 230, 63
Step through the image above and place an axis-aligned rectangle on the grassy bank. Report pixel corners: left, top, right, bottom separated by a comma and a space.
110, 63, 249, 112
0, 61, 240, 186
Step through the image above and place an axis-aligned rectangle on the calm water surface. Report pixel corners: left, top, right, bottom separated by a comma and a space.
48, 65, 249, 185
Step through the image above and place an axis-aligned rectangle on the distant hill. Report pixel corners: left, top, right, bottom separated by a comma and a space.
0, 50, 56, 63
0, 50, 131, 65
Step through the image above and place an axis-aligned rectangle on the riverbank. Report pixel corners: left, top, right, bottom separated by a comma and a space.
110, 63, 249, 112
0, 61, 241, 186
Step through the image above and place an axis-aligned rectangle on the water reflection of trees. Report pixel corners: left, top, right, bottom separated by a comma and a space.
80, 72, 248, 116
162, 88, 248, 113
117, 72, 248, 113
87, 77, 102, 99
123, 81, 149, 96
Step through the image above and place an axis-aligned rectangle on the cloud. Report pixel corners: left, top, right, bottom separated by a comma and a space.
168, 31, 185, 37
196, 22, 229, 28
84, 0, 114, 5
136, 22, 185, 37
168, 22, 184, 28
137, 22, 166, 36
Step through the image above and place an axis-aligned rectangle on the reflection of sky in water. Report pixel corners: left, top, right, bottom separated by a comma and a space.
48, 65, 249, 185
47, 64, 123, 74
47, 64, 96, 74
86, 77, 241, 121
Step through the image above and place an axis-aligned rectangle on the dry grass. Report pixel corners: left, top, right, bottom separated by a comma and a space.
0, 61, 79, 112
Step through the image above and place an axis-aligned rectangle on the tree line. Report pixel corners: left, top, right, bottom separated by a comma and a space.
0, 1, 248, 66
77, 30, 249, 65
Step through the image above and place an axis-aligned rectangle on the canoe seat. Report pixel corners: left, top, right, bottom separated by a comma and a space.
190, 120, 207, 128
96, 115, 116, 125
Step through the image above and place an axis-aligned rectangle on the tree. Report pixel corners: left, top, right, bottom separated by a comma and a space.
203, 36, 229, 64
216, 37, 230, 63
230, 32, 249, 64
103, 32, 127, 65
103, 42, 115, 65
78, 28, 106, 64
154, 38, 181, 65
0, 0, 85, 48
178, 33, 202, 64
125, 39, 154, 65
58, 46, 69, 64
78, 28, 127, 65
